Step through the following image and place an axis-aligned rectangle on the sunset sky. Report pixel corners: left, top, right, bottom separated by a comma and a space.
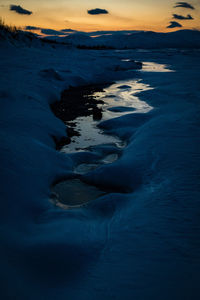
0, 0, 199, 32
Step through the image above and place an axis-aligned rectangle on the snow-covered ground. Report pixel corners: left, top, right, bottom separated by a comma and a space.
0, 33, 200, 299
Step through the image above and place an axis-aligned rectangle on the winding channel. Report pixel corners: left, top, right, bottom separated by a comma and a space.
51, 61, 172, 208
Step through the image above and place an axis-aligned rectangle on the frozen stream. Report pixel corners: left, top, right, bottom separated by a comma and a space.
52, 62, 172, 208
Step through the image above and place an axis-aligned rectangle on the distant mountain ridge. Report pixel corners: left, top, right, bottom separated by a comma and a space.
1, 23, 200, 49
42, 29, 200, 49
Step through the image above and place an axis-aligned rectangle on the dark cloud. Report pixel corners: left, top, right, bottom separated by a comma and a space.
61, 29, 77, 33
41, 28, 65, 35
174, 2, 195, 9
167, 21, 183, 28
25, 26, 71, 36
87, 8, 109, 15
25, 26, 40, 30
10, 5, 32, 15
173, 13, 193, 20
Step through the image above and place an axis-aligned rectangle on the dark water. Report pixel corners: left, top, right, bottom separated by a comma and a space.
52, 62, 171, 207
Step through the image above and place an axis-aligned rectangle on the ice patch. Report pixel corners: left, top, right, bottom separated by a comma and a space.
51, 179, 105, 207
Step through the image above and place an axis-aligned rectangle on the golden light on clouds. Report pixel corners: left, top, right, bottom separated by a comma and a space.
0, 0, 199, 32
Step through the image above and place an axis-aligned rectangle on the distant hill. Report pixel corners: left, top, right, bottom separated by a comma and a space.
42, 29, 200, 49
2, 22, 200, 50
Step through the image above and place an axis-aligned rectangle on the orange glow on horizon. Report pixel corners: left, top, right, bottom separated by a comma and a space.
0, 1, 200, 33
